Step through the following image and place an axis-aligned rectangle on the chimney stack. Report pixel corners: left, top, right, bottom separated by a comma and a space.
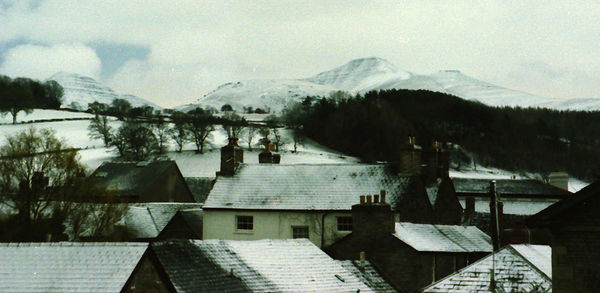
380, 190, 386, 203
462, 197, 475, 225
351, 191, 395, 241
258, 139, 281, 164
217, 138, 243, 177
398, 136, 422, 176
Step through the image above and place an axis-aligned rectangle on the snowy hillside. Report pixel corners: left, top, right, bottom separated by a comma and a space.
49, 72, 162, 110
305, 57, 411, 92
177, 57, 600, 112
176, 79, 337, 113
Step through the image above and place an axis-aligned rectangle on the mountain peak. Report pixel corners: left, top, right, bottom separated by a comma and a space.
306, 57, 410, 91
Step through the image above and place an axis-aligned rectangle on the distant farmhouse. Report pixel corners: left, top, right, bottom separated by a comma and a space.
202, 138, 464, 248
528, 180, 600, 293
89, 160, 195, 203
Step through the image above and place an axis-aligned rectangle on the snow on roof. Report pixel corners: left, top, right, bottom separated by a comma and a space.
337, 260, 398, 292
511, 244, 552, 279
453, 178, 570, 198
394, 222, 492, 253
422, 244, 551, 293
0, 242, 148, 293
153, 239, 374, 292
203, 163, 412, 210
458, 198, 560, 215
125, 203, 203, 238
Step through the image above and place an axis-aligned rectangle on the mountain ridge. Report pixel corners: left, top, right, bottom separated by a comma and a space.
175, 57, 600, 113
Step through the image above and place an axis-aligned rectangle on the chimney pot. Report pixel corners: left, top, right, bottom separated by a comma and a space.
373, 194, 380, 203
366, 195, 372, 204
360, 195, 366, 204
380, 190, 386, 203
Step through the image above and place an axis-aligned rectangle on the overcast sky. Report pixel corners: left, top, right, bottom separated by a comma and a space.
0, 1, 598, 107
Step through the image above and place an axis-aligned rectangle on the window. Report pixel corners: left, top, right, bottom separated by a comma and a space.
292, 226, 309, 239
337, 216, 352, 231
236, 215, 253, 230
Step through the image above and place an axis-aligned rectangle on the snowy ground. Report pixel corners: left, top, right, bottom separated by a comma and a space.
0, 109, 590, 192
0, 109, 94, 124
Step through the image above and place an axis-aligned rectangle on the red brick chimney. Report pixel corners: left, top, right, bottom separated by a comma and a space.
217, 138, 243, 177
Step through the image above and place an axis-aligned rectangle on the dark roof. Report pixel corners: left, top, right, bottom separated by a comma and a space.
184, 177, 215, 203
125, 203, 203, 239
0, 242, 148, 293
152, 239, 374, 292
337, 260, 398, 292
452, 178, 571, 198
89, 160, 181, 197
528, 180, 600, 227
422, 244, 551, 292
204, 163, 414, 211
179, 209, 203, 237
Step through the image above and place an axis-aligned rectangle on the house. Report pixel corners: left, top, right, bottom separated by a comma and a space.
202, 138, 463, 248
149, 239, 388, 292
326, 197, 492, 292
123, 203, 203, 240
89, 160, 195, 203
527, 180, 600, 293
0, 242, 169, 293
456, 177, 572, 246
421, 244, 552, 293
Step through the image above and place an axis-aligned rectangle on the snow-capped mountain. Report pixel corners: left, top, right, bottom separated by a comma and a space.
176, 79, 337, 113
49, 72, 161, 110
177, 57, 600, 112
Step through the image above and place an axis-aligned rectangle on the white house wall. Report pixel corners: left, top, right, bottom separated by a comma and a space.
203, 210, 352, 248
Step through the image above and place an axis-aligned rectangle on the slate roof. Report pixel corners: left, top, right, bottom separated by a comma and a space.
152, 239, 374, 292
394, 222, 492, 253
528, 180, 600, 227
184, 177, 215, 202
204, 163, 412, 210
338, 260, 398, 292
0, 242, 148, 293
421, 244, 552, 293
453, 178, 570, 198
125, 203, 203, 238
89, 160, 183, 197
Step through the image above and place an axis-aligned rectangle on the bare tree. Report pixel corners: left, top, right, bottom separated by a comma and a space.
245, 125, 258, 150
187, 108, 215, 153
88, 114, 113, 146
222, 112, 246, 139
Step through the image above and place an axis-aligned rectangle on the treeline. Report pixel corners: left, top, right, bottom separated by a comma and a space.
282, 90, 600, 181
0, 75, 64, 123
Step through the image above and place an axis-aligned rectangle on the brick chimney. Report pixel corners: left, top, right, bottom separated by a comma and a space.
217, 138, 243, 177
352, 190, 395, 240
424, 141, 449, 182
398, 136, 422, 176
258, 139, 280, 164
548, 171, 568, 190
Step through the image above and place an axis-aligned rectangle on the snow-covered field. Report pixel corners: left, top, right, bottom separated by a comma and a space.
0, 109, 589, 192
0, 109, 94, 124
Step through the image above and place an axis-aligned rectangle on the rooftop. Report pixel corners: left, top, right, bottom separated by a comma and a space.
394, 222, 492, 253
125, 203, 203, 238
422, 244, 551, 293
152, 239, 375, 292
89, 160, 182, 197
0, 242, 148, 293
453, 178, 570, 198
204, 163, 413, 210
